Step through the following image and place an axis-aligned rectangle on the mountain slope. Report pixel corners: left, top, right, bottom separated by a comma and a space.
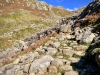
0, 0, 73, 49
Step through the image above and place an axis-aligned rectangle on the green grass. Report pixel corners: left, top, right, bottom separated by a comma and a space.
0, 9, 55, 50
63, 54, 70, 59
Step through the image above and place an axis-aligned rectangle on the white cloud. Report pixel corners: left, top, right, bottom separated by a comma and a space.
66, 7, 78, 11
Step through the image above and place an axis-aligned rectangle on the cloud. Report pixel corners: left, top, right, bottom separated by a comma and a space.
66, 7, 78, 11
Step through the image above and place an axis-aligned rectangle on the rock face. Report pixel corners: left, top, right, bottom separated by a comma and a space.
79, 0, 100, 19
59, 17, 76, 33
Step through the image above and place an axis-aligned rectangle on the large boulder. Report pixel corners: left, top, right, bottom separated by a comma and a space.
29, 55, 54, 73
60, 24, 71, 33
74, 27, 95, 43
80, 33, 95, 43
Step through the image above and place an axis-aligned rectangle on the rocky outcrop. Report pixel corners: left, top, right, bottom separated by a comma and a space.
0, 32, 87, 75
74, 27, 95, 43
0, 0, 100, 75
79, 0, 100, 19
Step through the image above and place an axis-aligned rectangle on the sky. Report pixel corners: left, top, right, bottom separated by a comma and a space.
38, 0, 93, 11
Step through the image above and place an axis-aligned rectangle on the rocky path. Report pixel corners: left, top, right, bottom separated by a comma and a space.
0, 32, 89, 75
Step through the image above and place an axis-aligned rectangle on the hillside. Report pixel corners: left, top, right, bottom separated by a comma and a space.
0, 0, 73, 49
1, 0, 100, 75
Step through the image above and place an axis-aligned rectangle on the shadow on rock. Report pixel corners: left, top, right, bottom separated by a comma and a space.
71, 42, 100, 75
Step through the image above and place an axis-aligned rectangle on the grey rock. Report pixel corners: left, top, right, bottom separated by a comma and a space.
0, 70, 2, 74
51, 58, 63, 67
29, 55, 54, 73
74, 27, 94, 43
68, 57, 80, 63
20, 52, 39, 63
6, 70, 12, 75
45, 47, 57, 56
62, 49, 75, 57
60, 24, 71, 33
80, 33, 95, 43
